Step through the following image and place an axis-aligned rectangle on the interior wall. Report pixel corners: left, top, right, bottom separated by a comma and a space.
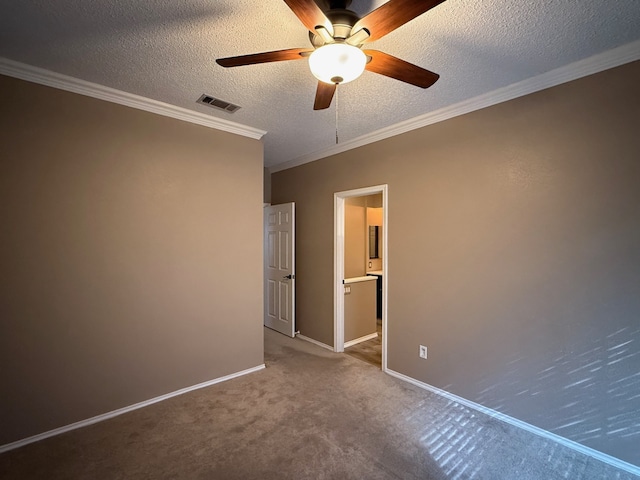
345, 194, 382, 277
366, 206, 383, 272
344, 280, 377, 343
0, 75, 264, 446
271, 61, 640, 466
264, 167, 271, 204
344, 196, 367, 278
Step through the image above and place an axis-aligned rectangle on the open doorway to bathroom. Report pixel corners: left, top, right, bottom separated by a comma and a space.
334, 185, 387, 370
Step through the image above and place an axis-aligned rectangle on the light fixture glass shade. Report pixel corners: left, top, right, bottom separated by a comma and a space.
309, 43, 366, 85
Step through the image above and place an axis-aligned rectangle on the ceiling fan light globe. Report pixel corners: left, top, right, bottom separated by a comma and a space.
309, 44, 366, 85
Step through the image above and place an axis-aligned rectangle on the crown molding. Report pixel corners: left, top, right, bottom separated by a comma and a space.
0, 58, 266, 140
270, 39, 640, 173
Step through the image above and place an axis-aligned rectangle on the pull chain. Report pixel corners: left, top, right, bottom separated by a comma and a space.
335, 83, 339, 144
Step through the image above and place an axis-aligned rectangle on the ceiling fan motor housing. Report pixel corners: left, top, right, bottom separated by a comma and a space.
318, 0, 353, 10
309, 8, 360, 46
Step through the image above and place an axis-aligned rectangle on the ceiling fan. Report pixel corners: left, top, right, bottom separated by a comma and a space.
216, 0, 446, 110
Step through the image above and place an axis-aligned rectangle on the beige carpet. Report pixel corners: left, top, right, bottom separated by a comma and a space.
0, 327, 636, 479
345, 321, 382, 368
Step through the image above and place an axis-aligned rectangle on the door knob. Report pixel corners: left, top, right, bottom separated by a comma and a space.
283, 274, 294, 280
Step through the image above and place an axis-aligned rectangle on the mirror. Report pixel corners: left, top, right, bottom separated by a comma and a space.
369, 225, 380, 259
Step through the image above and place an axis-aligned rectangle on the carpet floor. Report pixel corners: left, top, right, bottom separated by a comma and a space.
0, 327, 636, 479
345, 321, 382, 368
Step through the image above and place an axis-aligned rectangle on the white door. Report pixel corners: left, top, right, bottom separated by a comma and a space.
264, 203, 295, 337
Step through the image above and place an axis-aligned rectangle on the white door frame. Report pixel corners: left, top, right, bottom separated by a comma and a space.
334, 184, 388, 371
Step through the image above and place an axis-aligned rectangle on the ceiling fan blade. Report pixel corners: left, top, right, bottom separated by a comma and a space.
283, 0, 333, 36
314, 81, 336, 110
353, 0, 447, 43
364, 50, 439, 88
216, 48, 313, 67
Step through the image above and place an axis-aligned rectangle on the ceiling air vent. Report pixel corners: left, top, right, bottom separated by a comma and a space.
197, 94, 241, 113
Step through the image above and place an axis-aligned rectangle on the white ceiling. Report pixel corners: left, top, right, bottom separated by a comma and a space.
1, 1, 639, 169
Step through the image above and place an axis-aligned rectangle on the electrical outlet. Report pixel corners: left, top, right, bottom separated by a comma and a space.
419, 345, 428, 359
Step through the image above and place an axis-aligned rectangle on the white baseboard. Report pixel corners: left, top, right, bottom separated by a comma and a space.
385, 369, 640, 477
344, 332, 378, 348
296, 333, 334, 351
0, 364, 265, 454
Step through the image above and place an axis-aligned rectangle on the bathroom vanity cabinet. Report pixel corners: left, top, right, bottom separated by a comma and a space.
367, 271, 383, 319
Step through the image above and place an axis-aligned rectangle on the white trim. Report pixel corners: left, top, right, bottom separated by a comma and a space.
334, 193, 346, 353
270, 39, 640, 173
0, 57, 266, 140
381, 195, 388, 372
385, 369, 640, 477
290, 203, 296, 337
296, 333, 334, 351
344, 332, 378, 348
0, 364, 265, 454
334, 184, 388, 373
344, 276, 378, 284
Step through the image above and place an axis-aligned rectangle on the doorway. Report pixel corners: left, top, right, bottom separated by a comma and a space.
334, 185, 388, 371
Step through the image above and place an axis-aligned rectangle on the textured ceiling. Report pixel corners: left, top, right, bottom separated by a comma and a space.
1, 0, 639, 169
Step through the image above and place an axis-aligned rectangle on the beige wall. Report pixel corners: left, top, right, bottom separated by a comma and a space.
272, 61, 640, 465
366, 206, 383, 272
264, 167, 271, 204
344, 279, 377, 343
345, 195, 382, 277
345, 197, 367, 278
0, 75, 264, 446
